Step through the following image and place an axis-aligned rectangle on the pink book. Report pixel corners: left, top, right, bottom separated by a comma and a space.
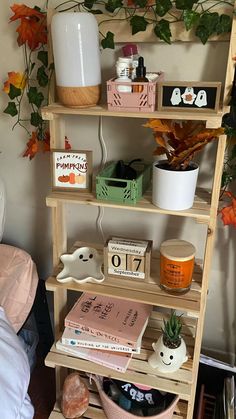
56, 340, 132, 373
65, 293, 152, 348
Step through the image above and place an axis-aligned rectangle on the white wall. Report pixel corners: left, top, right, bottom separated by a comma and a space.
0, 0, 235, 363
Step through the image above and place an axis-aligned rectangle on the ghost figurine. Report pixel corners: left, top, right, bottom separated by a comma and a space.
181, 87, 196, 105
148, 336, 188, 373
194, 90, 207, 107
170, 88, 182, 105
57, 247, 104, 284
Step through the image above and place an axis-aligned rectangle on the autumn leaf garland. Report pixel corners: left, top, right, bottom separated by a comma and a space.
3, 4, 52, 159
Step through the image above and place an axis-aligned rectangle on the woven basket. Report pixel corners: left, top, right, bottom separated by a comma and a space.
91, 375, 179, 419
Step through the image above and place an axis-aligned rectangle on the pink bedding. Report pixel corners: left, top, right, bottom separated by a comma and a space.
0, 244, 38, 332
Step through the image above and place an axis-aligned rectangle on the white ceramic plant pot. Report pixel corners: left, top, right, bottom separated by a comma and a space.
148, 335, 188, 373
152, 160, 199, 211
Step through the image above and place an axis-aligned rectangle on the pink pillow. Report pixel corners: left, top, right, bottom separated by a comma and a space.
0, 244, 38, 332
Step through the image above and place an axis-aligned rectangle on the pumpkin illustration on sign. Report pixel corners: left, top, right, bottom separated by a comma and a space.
53, 150, 91, 190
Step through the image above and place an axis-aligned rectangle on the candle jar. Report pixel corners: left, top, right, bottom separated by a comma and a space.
160, 239, 196, 293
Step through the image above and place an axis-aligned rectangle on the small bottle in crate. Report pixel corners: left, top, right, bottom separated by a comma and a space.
115, 57, 132, 92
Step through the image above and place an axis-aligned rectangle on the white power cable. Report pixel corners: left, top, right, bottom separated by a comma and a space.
96, 116, 108, 243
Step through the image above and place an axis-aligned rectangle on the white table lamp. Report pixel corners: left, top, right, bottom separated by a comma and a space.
51, 12, 101, 107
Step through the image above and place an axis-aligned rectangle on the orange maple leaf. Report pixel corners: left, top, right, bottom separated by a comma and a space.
65, 136, 72, 150
10, 4, 44, 21
219, 191, 236, 228
3, 71, 26, 94
23, 131, 40, 159
10, 4, 47, 50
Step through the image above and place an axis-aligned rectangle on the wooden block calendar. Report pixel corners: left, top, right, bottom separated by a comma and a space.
104, 236, 152, 282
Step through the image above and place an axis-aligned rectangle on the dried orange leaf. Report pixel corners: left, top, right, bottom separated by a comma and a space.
23, 132, 40, 159
16, 16, 47, 50
3, 71, 26, 93
219, 191, 236, 228
154, 134, 166, 147
10, 4, 44, 21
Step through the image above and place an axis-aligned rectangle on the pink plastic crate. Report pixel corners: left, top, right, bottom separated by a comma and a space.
107, 72, 164, 112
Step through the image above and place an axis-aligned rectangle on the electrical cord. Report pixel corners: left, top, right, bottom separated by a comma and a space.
96, 116, 108, 243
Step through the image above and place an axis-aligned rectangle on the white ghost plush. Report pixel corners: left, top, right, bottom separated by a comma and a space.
194, 90, 207, 107
181, 87, 196, 105
57, 247, 104, 284
170, 88, 182, 105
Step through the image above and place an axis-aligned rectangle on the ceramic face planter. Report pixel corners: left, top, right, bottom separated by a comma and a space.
148, 336, 188, 373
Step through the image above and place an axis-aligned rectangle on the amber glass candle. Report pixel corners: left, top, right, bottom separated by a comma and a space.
160, 239, 196, 293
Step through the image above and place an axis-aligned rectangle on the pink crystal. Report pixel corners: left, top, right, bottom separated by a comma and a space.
61, 372, 89, 418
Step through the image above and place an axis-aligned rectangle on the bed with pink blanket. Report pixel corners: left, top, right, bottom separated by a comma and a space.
0, 244, 38, 419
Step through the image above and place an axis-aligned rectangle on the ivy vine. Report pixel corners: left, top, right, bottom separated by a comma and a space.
55, 0, 234, 48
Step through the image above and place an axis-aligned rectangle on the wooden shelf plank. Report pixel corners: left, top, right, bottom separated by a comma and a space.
48, 376, 187, 417
45, 316, 195, 402
45, 348, 192, 400
46, 240, 202, 314
46, 275, 201, 313
46, 188, 211, 223
49, 397, 187, 418
41, 103, 223, 129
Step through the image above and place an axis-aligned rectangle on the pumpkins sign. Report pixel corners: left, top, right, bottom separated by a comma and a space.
51, 150, 92, 192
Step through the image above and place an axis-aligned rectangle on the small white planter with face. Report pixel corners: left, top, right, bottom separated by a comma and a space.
148, 336, 188, 373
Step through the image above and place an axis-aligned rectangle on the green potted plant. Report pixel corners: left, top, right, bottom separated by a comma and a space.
144, 119, 224, 210
148, 311, 187, 373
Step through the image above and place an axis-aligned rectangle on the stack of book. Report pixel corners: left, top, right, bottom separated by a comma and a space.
56, 292, 152, 373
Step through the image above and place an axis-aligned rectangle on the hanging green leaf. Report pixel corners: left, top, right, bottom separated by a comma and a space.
105, 0, 123, 13
3, 102, 18, 117
27, 87, 44, 108
155, 0, 172, 17
30, 112, 43, 127
183, 10, 200, 31
175, 0, 197, 10
216, 14, 232, 35
154, 19, 171, 44
37, 65, 48, 87
195, 13, 219, 43
101, 31, 115, 49
37, 50, 48, 67
8, 84, 22, 100
195, 25, 210, 44
199, 12, 219, 33
84, 0, 96, 9
130, 15, 148, 35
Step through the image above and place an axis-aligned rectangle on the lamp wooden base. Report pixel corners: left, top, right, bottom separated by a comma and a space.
57, 84, 101, 108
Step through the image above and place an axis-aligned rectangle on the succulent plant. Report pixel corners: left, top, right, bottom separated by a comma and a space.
162, 311, 183, 349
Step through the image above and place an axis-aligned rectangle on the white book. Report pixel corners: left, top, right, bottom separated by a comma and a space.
56, 340, 132, 373
61, 327, 141, 353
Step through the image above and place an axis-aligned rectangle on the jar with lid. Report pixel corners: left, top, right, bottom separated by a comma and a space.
160, 239, 196, 293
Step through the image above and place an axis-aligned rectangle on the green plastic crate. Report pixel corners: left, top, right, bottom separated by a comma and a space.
96, 161, 152, 204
